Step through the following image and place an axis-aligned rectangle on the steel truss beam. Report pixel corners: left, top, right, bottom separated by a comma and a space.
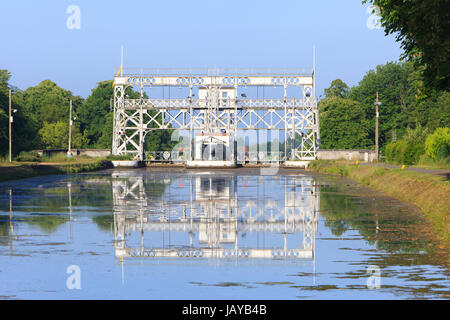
112, 70, 319, 161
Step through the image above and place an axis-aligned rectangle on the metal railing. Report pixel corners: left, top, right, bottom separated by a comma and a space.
237, 151, 285, 163
145, 151, 287, 163
117, 67, 314, 77
145, 151, 186, 162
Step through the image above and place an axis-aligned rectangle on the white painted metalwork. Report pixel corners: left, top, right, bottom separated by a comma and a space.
112, 68, 319, 162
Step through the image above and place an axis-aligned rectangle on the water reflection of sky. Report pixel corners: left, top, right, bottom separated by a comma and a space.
0, 169, 448, 300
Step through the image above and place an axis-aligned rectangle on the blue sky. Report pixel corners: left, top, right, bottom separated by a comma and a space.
0, 0, 402, 98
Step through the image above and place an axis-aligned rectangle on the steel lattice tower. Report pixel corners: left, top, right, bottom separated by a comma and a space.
112, 68, 319, 164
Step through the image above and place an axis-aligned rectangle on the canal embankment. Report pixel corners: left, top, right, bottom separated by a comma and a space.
0, 159, 113, 182
308, 160, 450, 246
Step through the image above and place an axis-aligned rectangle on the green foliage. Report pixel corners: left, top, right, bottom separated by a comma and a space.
323, 79, 349, 99
350, 61, 418, 147
2, 58, 447, 160
385, 139, 425, 165
405, 143, 425, 165
0, 70, 11, 155
10, 79, 85, 151
0, 69, 37, 155
145, 129, 177, 152
15, 80, 83, 127
78, 80, 175, 152
384, 141, 395, 163
106, 154, 134, 160
39, 121, 89, 149
417, 154, 450, 170
403, 124, 429, 144
15, 151, 41, 162
77, 80, 115, 147
363, 0, 450, 91
95, 112, 114, 149
425, 128, 450, 160
319, 97, 371, 149
346, 61, 448, 153
384, 126, 448, 165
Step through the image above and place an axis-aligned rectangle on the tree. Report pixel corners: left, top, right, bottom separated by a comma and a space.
0, 70, 10, 154
363, 0, 450, 90
324, 79, 350, 99
413, 90, 450, 130
144, 129, 176, 152
15, 80, 84, 126
0, 69, 37, 155
319, 97, 372, 149
96, 113, 114, 149
39, 121, 88, 149
350, 62, 418, 147
77, 80, 115, 147
425, 127, 449, 160
349, 61, 449, 150
14, 80, 85, 149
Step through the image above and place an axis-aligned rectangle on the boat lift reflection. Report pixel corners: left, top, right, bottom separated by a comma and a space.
112, 171, 319, 261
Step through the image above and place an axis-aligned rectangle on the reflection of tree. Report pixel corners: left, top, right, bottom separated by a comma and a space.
92, 215, 113, 232
21, 178, 112, 214
0, 216, 10, 245
24, 215, 69, 233
4, 174, 170, 236
319, 184, 430, 254
17, 177, 113, 233
320, 189, 353, 236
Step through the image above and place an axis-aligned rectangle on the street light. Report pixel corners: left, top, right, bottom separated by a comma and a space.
8, 89, 18, 162
374, 92, 382, 162
67, 100, 76, 158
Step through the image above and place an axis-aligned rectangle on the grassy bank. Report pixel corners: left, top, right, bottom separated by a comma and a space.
0, 158, 113, 182
309, 160, 450, 245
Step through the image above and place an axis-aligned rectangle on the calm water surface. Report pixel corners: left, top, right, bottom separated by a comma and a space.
0, 168, 448, 299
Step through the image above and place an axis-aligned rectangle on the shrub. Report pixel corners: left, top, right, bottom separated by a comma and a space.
404, 143, 425, 165
404, 124, 429, 144
385, 140, 424, 165
425, 127, 450, 160
385, 141, 396, 163
15, 151, 42, 162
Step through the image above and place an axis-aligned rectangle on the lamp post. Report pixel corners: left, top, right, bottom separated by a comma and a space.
9, 89, 11, 162
67, 100, 76, 157
374, 92, 382, 162
8, 89, 18, 162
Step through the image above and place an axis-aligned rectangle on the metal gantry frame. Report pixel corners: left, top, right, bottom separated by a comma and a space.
112, 171, 319, 260
112, 68, 320, 162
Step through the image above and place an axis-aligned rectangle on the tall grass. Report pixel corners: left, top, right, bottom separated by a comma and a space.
40, 153, 96, 163
416, 154, 450, 169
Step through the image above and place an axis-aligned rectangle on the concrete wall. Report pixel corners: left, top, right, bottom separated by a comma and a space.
317, 149, 377, 162
33, 149, 111, 158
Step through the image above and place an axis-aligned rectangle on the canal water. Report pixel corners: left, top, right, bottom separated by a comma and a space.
0, 168, 448, 299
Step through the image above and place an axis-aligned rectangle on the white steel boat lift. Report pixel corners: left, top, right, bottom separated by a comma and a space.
112, 68, 320, 166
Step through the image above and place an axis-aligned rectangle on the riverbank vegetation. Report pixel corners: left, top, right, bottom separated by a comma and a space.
0, 157, 112, 182
384, 126, 450, 167
319, 62, 449, 168
309, 160, 450, 245
0, 75, 175, 159
320, 1, 449, 168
